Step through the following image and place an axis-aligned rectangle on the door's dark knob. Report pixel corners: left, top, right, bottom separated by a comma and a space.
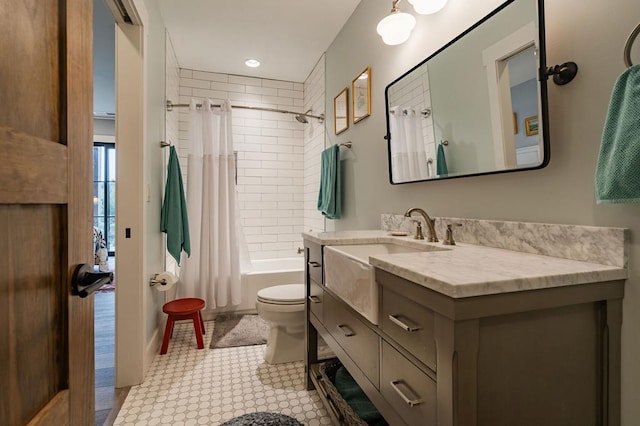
72, 264, 113, 298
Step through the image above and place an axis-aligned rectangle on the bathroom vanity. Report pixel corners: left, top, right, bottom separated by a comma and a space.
303, 223, 626, 426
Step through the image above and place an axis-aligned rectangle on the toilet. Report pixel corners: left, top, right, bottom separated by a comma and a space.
255, 284, 305, 364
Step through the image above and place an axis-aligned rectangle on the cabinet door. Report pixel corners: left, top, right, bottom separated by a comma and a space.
381, 341, 437, 426
382, 287, 437, 371
324, 291, 379, 387
306, 241, 323, 284
309, 280, 324, 323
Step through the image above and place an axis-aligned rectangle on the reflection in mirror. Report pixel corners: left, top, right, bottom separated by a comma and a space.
385, 0, 548, 184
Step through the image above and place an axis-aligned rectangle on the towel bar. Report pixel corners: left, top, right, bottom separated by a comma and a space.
624, 23, 640, 68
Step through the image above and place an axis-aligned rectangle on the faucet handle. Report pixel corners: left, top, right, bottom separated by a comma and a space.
443, 223, 462, 245
412, 220, 425, 240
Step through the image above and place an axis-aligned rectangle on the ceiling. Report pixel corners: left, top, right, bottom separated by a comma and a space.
156, 0, 362, 83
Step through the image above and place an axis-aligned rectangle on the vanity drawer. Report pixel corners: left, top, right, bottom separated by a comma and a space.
306, 242, 323, 284
381, 341, 436, 426
381, 287, 437, 372
324, 291, 379, 387
308, 280, 324, 322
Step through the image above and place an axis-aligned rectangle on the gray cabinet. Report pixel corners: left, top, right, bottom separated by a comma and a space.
304, 238, 624, 426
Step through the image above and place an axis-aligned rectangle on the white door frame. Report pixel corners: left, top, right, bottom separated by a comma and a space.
106, 0, 150, 387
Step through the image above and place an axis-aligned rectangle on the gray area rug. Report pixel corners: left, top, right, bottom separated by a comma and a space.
210, 314, 269, 349
220, 412, 303, 425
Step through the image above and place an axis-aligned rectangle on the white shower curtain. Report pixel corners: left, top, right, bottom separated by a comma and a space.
389, 106, 430, 181
179, 99, 250, 308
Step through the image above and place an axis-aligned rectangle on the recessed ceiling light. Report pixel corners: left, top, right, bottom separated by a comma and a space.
245, 59, 261, 68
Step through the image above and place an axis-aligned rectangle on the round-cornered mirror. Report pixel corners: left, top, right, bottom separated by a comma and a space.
385, 0, 549, 184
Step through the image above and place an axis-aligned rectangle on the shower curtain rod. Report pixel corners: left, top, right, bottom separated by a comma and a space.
165, 99, 325, 123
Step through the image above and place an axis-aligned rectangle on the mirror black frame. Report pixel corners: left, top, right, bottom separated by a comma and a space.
384, 0, 549, 184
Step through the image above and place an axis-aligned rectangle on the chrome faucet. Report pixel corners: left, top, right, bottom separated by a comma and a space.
404, 207, 438, 242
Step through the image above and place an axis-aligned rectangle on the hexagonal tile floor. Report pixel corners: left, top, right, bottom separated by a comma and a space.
114, 320, 333, 425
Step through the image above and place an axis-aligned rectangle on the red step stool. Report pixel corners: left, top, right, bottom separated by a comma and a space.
160, 297, 206, 355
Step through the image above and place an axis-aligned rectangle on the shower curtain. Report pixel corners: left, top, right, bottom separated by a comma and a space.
179, 99, 250, 308
389, 107, 430, 181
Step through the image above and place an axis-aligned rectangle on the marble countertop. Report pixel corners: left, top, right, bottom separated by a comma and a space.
302, 230, 627, 298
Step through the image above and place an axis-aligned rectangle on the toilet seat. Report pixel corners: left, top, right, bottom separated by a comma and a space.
257, 284, 305, 305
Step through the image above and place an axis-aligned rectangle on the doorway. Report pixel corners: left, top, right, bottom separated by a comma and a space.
93, 142, 116, 257
93, 0, 118, 422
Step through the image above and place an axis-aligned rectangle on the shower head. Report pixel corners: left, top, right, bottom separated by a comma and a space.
293, 109, 325, 124
294, 113, 309, 124
295, 109, 314, 124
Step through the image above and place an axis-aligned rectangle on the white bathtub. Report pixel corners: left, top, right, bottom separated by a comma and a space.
212, 257, 305, 314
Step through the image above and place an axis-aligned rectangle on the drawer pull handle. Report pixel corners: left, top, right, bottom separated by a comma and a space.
308, 261, 321, 268
308, 295, 322, 304
390, 380, 424, 407
337, 324, 355, 337
389, 315, 422, 332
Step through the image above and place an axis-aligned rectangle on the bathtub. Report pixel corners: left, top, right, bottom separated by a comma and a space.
212, 257, 305, 314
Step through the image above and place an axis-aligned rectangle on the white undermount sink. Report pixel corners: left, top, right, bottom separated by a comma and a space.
324, 243, 447, 324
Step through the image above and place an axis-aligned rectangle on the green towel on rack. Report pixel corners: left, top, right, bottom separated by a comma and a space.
161, 146, 190, 265
437, 143, 448, 176
317, 145, 342, 219
596, 64, 640, 203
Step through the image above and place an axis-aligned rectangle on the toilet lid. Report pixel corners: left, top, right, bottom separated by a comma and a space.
257, 284, 305, 305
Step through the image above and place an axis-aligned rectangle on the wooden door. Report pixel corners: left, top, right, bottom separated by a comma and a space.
0, 0, 95, 424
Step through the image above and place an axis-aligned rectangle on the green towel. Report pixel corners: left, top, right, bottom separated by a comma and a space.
317, 145, 342, 219
437, 143, 448, 176
596, 64, 640, 203
334, 367, 388, 426
161, 146, 190, 265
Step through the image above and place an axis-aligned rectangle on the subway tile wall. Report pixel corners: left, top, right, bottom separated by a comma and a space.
177, 70, 306, 260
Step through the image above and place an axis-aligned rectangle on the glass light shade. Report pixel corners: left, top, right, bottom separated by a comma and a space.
408, 0, 448, 15
376, 11, 416, 45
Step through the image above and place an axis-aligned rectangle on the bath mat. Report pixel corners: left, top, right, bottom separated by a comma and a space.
220, 412, 303, 425
209, 314, 269, 349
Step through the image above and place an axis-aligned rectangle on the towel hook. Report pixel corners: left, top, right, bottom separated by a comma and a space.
624, 23, 640, 68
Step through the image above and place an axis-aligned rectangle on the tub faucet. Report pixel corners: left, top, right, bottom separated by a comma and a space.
404, 207, 438, 242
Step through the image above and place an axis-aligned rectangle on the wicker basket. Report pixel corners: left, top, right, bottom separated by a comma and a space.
318, 360, 368, 426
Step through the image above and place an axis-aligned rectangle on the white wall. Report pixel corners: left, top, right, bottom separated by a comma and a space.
115, 0, 168, 386
177, 71, 306, 259
303, 55, 327, 233
94, 118, 115, 136
115, 19, 145, 386
142, 0, 168, 365
164, 32, 181, 274
325, 0, 640, 422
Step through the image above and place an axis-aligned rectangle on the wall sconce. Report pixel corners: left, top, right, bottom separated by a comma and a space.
377, 0, 449, 46
376, 0, 416, 46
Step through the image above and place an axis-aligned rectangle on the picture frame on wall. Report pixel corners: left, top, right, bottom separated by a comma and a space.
524, 115, 539, 136
334, 88, 349, 135
352, 66, 371, 124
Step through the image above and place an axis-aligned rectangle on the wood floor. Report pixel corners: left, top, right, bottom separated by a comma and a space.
95, 290, 129, 425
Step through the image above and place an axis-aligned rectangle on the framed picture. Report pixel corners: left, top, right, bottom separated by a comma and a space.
334, 88, 349, 135
352, 66, 371, 124
524, 115, 539, 136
